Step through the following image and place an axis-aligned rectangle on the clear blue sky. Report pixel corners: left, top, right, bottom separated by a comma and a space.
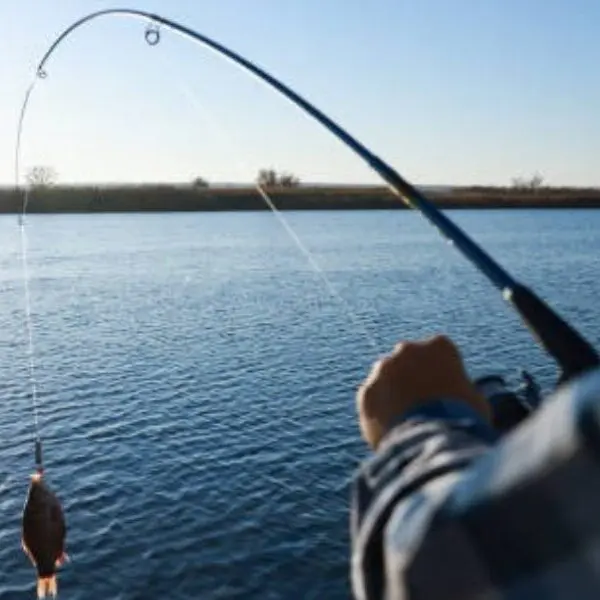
2, 0, 600, 186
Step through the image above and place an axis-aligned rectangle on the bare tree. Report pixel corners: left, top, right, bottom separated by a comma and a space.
511, 173, 544, 191
278, 172, 300, 187
529, 173, 544, 190
192, 176, 209, 189
257, 169, 278, 187
256, 169, 300, 188
26, 166, 57, 188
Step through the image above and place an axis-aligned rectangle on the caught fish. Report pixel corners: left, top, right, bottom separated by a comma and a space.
22, 472, 67, 598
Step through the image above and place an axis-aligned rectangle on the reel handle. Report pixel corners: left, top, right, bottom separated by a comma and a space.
474, 372, 542, 434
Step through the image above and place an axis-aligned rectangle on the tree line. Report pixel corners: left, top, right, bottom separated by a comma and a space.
25, 165, 551, 191
28, 166, 301, 190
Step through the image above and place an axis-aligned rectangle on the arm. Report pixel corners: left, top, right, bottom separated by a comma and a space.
352, 338, 600, 600
352, 400, 496, 600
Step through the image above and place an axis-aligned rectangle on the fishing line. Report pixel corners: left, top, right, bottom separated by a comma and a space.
152, 41, 382, 354
17, 8, 599, 403
154, 43, 382, 498
15, 77, 43, 471
13, 20, 379, 483
149, 46, 371, 499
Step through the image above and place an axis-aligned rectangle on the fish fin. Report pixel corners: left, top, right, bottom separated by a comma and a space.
21, 539, 36, 566
55, 552, 69, 567
37, 576, 57, 598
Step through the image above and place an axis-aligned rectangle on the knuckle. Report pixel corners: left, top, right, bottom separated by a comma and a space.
435, 333, 452, 345
359, 382, 374, 401
430, 334, 454, 351
379, 355, 394, 368
394, 341, 419, 363
377, 355, 397, 376
369, 356, 388, 376
357, 382, 377, 413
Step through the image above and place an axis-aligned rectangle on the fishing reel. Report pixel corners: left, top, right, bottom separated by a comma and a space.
474, 370, 543, 434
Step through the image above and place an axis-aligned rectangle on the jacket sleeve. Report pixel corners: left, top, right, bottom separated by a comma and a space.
351, 370, 600, 600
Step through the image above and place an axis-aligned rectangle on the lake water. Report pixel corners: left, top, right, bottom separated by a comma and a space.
1, 209, 599, 599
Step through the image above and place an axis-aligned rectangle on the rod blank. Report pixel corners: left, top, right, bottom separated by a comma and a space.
33, 8, 600, 384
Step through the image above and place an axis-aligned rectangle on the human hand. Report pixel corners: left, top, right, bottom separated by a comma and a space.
356, 335, 490, 448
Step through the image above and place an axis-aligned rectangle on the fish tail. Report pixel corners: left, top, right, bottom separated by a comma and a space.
36, 576, 57, 598
55, 552, 69, 567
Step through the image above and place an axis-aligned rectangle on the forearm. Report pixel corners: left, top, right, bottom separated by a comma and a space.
352, 370, 600, 600
351, 400, 496, 600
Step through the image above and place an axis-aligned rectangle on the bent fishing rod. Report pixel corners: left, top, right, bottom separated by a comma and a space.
32, 8, 598, 390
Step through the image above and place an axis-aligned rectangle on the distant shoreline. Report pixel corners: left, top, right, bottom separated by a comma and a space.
1, 185, 600, 213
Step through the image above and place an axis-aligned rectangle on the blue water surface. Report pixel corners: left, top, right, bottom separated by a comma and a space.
1, 209, 599, 599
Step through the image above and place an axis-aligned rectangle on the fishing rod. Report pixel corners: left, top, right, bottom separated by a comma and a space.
32, 9, 598, 399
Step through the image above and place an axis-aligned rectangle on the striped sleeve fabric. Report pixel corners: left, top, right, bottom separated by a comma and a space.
351, 368, 600, 600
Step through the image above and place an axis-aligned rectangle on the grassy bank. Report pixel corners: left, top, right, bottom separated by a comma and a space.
1, 185, 600, 213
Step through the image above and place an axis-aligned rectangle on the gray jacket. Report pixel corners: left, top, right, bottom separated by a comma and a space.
351, 368, 600, 600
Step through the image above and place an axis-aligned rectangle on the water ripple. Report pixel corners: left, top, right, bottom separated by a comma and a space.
0, 210, 599, 598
